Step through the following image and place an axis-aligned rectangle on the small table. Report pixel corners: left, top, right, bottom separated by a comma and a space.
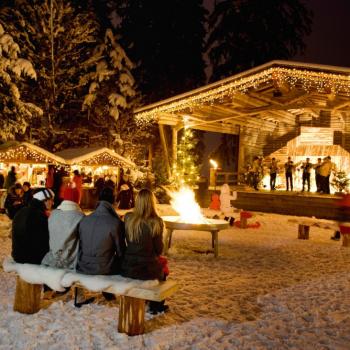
162, 216, 229, 258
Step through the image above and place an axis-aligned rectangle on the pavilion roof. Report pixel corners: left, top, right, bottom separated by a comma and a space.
55, 147, 136, 168
134, 60, 350, 134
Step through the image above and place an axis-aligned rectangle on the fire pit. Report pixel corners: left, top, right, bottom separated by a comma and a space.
162, 216, 229, 258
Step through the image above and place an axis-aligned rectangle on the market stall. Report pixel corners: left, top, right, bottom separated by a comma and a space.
55, 147, 136, 209
0, 141, 66, 208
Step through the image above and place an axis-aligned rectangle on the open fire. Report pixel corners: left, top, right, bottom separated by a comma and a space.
169, 186, 209, 224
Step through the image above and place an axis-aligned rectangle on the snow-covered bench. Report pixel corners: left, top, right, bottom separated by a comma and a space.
3, 257, 178, 336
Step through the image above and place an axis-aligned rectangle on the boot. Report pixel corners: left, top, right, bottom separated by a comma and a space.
331, 231, 341, 241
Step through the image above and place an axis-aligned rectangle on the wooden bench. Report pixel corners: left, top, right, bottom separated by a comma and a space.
3, 258, 178, 336
287, 218, 350, 247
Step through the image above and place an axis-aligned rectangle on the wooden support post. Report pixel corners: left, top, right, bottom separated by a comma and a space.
14, 277, 42, 314
148, 144, 153, 170
341, 234, 350, 247
118, 296, 145, 336
172, 126, 178, 172
298, 225, 310, 239
159, 124, 171, 179
240, 217, 247, 229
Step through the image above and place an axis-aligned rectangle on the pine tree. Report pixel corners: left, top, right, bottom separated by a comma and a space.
0, 0, 99, 148
173, 127, 201, 187
0, 23, 42, 141
116, 0, 207, 103
207, 0, 313, 81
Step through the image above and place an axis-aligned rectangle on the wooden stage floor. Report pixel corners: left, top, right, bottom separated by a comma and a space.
234, 189, 342, 220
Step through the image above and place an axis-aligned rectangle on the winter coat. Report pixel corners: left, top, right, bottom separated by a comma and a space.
5, 188, 24, 219
220, 184, 237, 215
41, 200, 84, 269
23, 189, 33, 206
121, 213, 164, 280
117, 180, 134, 209
12, 198, 50, 264
76, 200, 126, 275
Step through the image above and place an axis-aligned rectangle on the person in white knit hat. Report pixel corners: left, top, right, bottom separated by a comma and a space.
12, 188, 54, 264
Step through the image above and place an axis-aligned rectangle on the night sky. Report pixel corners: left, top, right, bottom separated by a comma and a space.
204, 0, 350, 68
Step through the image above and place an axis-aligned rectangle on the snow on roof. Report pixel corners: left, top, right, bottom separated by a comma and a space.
0, 141, 66, 164
55, 147, 135, 168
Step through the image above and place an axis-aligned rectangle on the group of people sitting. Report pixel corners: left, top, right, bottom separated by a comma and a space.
11, 185, 169, 314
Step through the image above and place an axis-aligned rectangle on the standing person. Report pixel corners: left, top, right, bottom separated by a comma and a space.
0, 171, 4, 189
42, 185, 84, 269
117, 170, 135, 209
4, 166, 17, 190
284, 157, 294, 191
251, 156, 261, 190
314, 158, 322, 192
319, 156, 333, 194
22, 181, 33, 206
4, 183, 24, 219
53, 167, 65, 208
46, 165, 55, 189
301, 158, 313, 192
121, 189, 169, 314
94, 175, 105, 198
76, 187, 125, 306
11, 188, 54, 264
269, 158, 278, 190
72, 169, 83, 204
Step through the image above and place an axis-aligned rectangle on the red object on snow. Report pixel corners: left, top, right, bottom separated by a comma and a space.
339, 225, 350, 234
209, 193, 220, 210
235, 220, 261, 229
158, 255, 169, 276
240, 211, 253, 219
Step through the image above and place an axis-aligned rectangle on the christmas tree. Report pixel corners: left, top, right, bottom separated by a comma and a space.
331, 170, 350, 193
173, 127, 200, 188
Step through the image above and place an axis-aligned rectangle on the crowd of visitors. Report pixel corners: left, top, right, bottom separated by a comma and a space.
9, 178, 169, 314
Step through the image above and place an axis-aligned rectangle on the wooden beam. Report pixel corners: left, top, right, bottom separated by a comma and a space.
172, 127, 178, 171
158, 124, 172, 179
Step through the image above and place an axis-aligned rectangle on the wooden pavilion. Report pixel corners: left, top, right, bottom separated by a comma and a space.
134, 60, 350, 178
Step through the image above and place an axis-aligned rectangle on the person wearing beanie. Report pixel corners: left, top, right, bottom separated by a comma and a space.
75, 187, 126, 306
41, 184, 84, 269
12, 188, 54, 264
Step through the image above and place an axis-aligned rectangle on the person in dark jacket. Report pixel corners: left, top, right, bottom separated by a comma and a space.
0, 172, 4, 189
75, 187, 125, 307
4, 166, 17, 190
11, 188, 54, 264
77, 187, 125, 275
22, 182, 33, 206
121, 188, 168, 314
117, 172, 134, 209
5, 183, 24, 219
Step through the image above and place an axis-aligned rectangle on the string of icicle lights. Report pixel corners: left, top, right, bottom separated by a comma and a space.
135, 67, 350, 125
80, 152, 131, 167
0, 145, 59, 164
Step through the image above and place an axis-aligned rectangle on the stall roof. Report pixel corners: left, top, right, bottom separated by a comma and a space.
134, 60, 350, 134
55, 147, 136, 168
0, 141, 66, 164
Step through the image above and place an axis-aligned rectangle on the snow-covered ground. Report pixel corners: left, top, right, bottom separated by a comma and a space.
1, 208, 350, 350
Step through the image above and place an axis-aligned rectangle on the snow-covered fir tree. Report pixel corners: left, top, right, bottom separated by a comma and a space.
0, 23, 42, 141
0, 0, 98, 149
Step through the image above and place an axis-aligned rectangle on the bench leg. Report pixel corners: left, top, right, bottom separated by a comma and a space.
14, 277, 42, 314
118, 296, 145, 336
341, 234, 350, 247
298, 225, 310, 240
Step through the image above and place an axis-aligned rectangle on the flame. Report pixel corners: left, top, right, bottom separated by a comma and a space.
170, 186, 207, 223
